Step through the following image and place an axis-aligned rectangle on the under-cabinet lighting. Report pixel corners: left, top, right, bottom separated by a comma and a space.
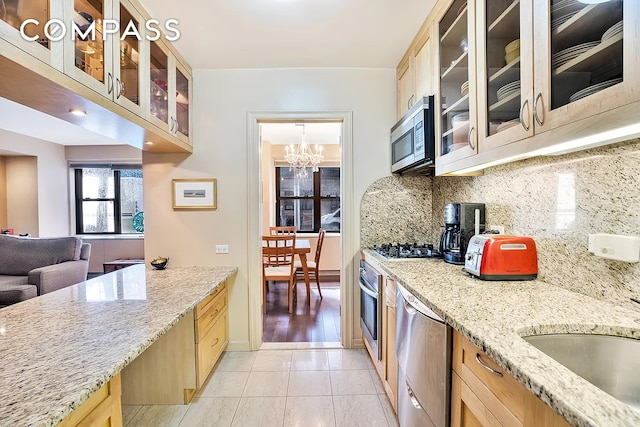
144, 141, 154, 145
451, 121, 640, 175
69, 108, 87, 117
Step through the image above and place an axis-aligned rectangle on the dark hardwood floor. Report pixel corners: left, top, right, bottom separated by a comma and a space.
262, 280, 341, 343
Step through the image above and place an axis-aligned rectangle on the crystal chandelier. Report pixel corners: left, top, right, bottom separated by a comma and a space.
284, 125, 324, 178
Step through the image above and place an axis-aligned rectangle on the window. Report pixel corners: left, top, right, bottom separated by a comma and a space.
74, 166, 143, 234
276, 167, 340, 233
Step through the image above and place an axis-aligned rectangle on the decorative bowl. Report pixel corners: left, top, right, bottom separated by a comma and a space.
150, 257, 169, 270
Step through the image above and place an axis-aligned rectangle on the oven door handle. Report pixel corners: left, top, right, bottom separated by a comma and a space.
359, 280, 379, 299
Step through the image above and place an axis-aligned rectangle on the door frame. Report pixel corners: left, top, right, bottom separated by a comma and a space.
247, 111, 354, 350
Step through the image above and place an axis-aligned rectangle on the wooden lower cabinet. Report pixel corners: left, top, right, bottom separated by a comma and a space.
121, 282, 228, 404
58, 374, 122, 427
451, 331, 569, 427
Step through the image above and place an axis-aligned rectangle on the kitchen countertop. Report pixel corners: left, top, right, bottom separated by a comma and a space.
0, 264, 237, 427
362, 249, 640, 427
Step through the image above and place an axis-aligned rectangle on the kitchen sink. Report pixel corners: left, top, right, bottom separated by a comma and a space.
522, 333, 640, 411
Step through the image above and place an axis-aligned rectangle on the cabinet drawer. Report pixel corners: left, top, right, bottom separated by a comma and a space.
196, 311, 228, 386
453, 332, 526, 425
195, 290, 227, 342
195, 283, 226, 319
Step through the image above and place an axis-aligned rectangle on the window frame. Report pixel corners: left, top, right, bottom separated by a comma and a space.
275, 166, 340, 233
73, 166, 142, 235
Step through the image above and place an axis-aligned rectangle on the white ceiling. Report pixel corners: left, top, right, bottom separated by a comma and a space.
261, 122, 342, 145
138, 0, 438, 69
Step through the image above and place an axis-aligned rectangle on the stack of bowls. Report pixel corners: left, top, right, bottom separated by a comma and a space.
504, 39, 520, 64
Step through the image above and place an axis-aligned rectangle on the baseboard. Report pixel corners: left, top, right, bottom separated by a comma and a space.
226, 340, 252, 352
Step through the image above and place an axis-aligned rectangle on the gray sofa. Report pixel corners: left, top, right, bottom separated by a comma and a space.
0, 235, 91, 308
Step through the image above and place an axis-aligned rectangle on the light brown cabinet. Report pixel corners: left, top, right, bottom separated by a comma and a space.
396, 22, 435, 120
451, 331, 570, 427
121, 282, 229, 405
0, 0, 192, 152
58, 374, 123, 427
398, 0, 640, 175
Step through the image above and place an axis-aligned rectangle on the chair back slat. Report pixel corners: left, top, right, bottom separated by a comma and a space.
315, 228, 326, 265
269, 226, 297, 236
262, 234, 296, 267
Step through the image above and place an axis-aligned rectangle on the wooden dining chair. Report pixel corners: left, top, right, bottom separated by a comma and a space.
262, 234, 298, 314
294, 228, 325, 299
269, 226, 297, 236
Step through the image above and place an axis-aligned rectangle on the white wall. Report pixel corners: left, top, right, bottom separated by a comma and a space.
143, 68, 396, 350
6, 157, 38, 236
0, 130, 69, 236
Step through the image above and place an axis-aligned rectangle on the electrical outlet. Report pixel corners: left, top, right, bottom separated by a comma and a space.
489, 225, 505, 234
215, 245, 229, 254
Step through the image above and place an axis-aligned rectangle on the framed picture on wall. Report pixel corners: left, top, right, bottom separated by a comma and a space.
172, 179, 217, 210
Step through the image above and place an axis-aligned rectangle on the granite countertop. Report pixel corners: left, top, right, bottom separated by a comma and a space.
0, 265, 237, 427
362, 249, 640, 427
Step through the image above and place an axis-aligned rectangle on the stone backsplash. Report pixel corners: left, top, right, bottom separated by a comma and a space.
432, 139, 640, 310
360, 175, 433, 248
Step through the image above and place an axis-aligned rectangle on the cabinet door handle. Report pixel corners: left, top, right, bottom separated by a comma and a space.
475, 353, 503, 377
467, 126, 476, 150
520, 99, 530, 131
407, 94, 415, 110
107, 73, 114, 94
116, 78, 122, 100
210, 337, 220, 348
209, 309, 220, 318
533, 92, 544, 126
169, 117, 175, 132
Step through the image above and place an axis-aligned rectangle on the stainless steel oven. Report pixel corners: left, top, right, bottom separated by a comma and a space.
359, 260, 382, 360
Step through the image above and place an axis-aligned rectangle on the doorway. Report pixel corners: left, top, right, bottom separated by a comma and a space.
246, 111, 356, 351
260, 121, 342, 344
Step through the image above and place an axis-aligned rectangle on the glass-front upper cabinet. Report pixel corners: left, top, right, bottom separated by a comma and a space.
533, 0, 640, 133
149, 39, 169, 127
477, 0, 534, 152
173, 61, 190, 141
114, 0, 143, 115
0, 0, 64, 69
437, 0, 478, 165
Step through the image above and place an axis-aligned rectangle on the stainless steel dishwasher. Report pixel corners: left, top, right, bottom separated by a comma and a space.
396, 282, 452, 427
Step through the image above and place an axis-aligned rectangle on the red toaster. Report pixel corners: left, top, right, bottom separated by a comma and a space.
464, 235, 538, 281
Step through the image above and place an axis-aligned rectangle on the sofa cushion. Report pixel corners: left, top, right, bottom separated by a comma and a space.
0, 235, 83, 276
0, 279, 37, 304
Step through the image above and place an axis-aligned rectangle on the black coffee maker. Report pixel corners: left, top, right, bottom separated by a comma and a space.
438, 203, 486, 265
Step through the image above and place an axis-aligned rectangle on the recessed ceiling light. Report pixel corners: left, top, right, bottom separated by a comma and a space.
69, 108, 87, 117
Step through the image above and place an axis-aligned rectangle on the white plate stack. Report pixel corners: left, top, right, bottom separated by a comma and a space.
551, 9, 580, 31
551, 41, 600, 69
601, 20, 623, 42
461, 81, 469, 96
551, 0, 583, 16
568, 78, 623, 103
497, 80, 520, 101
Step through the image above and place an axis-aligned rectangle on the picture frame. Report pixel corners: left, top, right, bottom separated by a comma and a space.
172, 179, 217, 210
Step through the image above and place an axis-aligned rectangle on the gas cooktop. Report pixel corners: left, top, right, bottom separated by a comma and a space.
372, 243, 442, 259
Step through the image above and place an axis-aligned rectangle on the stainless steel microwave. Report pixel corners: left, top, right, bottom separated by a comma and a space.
390, 96, 435, 174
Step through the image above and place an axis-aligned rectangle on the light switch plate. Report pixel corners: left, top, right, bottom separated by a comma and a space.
216, 245, 229, 254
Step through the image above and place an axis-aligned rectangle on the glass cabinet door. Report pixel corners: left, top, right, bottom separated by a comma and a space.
477, 0, 534, 152
149, 40, 169, 128
115, 1, 142, 114
438, 0, 477, 163
174, 64, 190, 139
533, 0, 639, 133
69, 0, 114, 97
0, 0, 64, 69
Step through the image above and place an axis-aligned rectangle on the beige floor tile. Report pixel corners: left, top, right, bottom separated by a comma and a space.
330, 370, 377, 395
216, 351, 257, 372
231, 397, 286, 427
369, 369, 386, 394
198, 370, 249, 397
242, 371, 290, 396
251, 349, 293, 371
284, 396, 336, 427
122, 405, 142, 427
288, 371, 332, 396
333, 395, 389, 427
127, 404, 188, 427
328, 349, 374, 370
291, 349, 329, 371
378, 394, 400, 427
178, 397, 239, 427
